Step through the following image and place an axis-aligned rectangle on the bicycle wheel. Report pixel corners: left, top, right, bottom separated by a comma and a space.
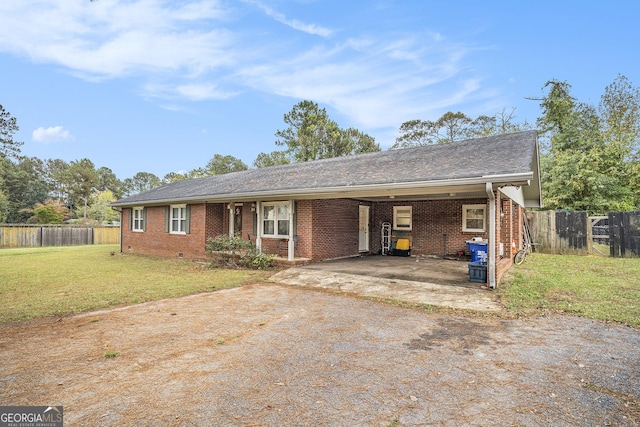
514, 249, 526, 265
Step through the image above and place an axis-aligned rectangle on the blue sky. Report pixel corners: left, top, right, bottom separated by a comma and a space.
1, 0, 638, 180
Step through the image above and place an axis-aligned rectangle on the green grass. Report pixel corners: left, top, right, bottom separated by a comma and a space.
0, 245, 257, 324
498, 253, 640, 327
2, 245, 639, 329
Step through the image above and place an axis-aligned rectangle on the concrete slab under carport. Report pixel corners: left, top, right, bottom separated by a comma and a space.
270, 255, 503, 312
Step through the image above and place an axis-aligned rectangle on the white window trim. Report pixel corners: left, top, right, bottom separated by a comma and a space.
262, 201, 290, 238
393, 206, 412, 231
170, 204, 187, 234
462, 204, 486, 233
132, 207, 145, 232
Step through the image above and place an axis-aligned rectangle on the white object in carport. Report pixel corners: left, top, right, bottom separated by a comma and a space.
381, 222, 391, 255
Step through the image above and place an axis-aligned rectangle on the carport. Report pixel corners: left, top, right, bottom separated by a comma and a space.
270, 255, 503, 311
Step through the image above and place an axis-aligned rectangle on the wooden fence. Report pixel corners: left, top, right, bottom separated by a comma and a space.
0, 225, 120, 249
527, 211, 592, 255
609, 212, 640, 257
527, 210, 640, 257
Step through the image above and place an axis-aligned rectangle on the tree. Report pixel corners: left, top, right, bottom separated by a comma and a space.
123, 172, 161, 196
96, 167, 124, 199
86, 190, 119, 223
204, 154, 248, 175
537, 76, 639, 214
393, 110, 531, 148
44, 158, 70, 201
0, 157, 50, 222
599, 75, 640, 207
163, 172, 187, 184
253, 151, 290, 168
21, 199, 71, 224
0, 104, 23, 159
65, 158, 99, 218
274, 100, 380, 162
0, 189, 8, 223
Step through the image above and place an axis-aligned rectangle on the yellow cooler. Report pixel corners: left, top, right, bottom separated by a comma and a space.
394, 238, 410, 256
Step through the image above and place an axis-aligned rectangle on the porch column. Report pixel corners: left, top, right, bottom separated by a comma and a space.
486, 182, 497, 289
287, 200, 295, 261
255, 201, 262, 252
228, 202, 235, 237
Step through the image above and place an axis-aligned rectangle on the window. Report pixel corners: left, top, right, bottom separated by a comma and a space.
462, 204, 486, 232
393, 206, 412, 231
132, 207, 145, 232
170, 204, 188, 234
263, 202, 290, 237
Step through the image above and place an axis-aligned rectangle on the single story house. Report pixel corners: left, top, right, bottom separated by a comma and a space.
111, 130, 542, 288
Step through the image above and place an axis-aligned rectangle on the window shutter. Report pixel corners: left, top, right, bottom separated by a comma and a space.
142, 208, 147, 232
185, 205, 191, 234
128, 208, 133, 230
165, 206, 170, 233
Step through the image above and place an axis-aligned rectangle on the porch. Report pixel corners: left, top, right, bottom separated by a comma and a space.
270, 255, 502, 312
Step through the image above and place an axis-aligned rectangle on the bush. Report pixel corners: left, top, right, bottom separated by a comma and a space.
206, 234, 273, 270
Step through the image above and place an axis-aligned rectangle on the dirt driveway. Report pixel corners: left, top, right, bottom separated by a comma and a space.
1, 284, 638, 426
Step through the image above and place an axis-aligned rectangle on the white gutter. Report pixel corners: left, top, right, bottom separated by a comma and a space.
486, 182, 496, 289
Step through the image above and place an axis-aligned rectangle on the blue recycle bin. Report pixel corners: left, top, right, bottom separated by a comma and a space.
466, 241, 488, 263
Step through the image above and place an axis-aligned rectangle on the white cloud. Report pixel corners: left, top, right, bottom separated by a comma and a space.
32, 126, 73, 143
238, 35, 487, 130
0, 1, 496, 143
248, 0, 334, 37
176, 83, 239, 101
142, 82, 239, 101
0, 0, 233, 80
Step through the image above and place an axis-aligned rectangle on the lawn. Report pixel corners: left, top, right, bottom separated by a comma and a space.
0, 245, 258, 323
498, 253, 640, 327
2, 245, 639, 328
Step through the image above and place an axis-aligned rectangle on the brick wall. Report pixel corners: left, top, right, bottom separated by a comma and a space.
295, 200, 313, 259
121, 195, 523, 286
121, 204, 207, 259
494, 192, 525, 284
309, 199, 362, 260
205, 203, 225, 240
370, 199, 489, 257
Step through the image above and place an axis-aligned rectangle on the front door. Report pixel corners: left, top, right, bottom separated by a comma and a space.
359, 205, 369, 252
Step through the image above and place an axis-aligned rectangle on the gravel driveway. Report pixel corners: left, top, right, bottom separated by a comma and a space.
1, 284, 638, 426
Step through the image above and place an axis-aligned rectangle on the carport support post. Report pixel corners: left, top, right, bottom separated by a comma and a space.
229, 202, 235, 237
486, 182, 497, 289
287, 199, 295, 261
255, 201, 262, 252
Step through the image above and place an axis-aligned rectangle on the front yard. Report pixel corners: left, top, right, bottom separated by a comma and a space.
1, 245, 638, 425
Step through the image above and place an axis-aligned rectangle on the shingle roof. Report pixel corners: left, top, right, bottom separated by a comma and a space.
112, 130, 540, 206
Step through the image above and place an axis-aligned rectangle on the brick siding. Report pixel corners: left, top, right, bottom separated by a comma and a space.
121, 195, 524, 285
121, 204, 207, 259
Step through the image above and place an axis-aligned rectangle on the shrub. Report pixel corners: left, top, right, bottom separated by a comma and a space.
206, 234, 273, 270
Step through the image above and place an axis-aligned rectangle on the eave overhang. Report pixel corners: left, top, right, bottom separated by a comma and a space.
111, 172, 536, 208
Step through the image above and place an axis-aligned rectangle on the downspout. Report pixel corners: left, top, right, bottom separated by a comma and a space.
486, 182, 496, 289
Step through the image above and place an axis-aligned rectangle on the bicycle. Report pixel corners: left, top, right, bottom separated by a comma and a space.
514, 241, 531, 265
514, 214, 534, 266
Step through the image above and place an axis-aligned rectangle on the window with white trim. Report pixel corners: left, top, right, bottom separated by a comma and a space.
462, 204, 486, 232
263, 202, 290, 237
393, 206, 412, 231
170, 204, 187, 234
132, 207, 145, 232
